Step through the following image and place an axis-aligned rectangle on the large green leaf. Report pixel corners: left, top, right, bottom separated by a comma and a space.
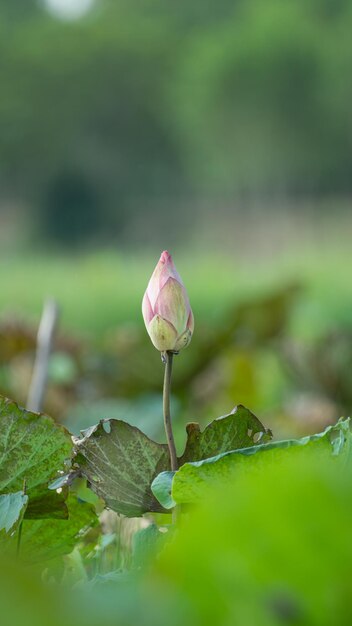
0, 396, 73, 518
0, 491, 28, 533
75, 405, 271, 516
152, 417, 351, 507
150, 445, 352, 626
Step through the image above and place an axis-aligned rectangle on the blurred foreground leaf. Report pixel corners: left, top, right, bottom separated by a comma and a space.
2, 450, 352, 626
151, 448, 352, 626
152, 417, 351, 507
132, 524, 168, 569
75, 405, 270, 516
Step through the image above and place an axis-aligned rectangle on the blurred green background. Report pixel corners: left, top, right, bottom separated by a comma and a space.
0, 0, 351, 442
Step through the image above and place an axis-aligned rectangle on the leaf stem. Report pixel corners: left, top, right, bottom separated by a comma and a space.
163, 352, 178, 472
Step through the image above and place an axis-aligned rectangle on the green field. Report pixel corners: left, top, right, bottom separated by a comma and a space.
0, 244, 351, 339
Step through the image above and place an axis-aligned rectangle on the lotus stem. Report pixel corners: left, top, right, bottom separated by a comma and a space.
162, 351, 178, 472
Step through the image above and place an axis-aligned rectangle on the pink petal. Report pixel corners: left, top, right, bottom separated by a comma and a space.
154, 277, 189, 336
146, 250, 184, 308
142, 291, 154, 325
187, 309, 194, 334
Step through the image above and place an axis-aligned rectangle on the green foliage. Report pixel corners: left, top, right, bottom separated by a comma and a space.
75, 419, 170, 517
132, 524, 167, 569
179, 404, 272, 464
152, 417, 351, 507
0, 384, 350, 624
0, 258, 350, 622
74, 405, 270, 516
14, 494, 98, 563
150, 448, 352, 626
3, 439, 351, 626
0, 560, 68, 626
0, 396, 98, 564
0, 397, 72, 518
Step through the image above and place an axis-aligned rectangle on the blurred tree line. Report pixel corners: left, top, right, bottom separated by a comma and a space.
0, 0, 351, 245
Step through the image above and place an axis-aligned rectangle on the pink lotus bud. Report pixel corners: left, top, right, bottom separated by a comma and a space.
142, 251, 194, 353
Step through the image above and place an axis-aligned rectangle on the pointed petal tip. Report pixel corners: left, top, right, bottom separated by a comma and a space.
160, 250, 172, 264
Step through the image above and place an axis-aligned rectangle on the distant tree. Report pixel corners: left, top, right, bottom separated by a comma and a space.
41, 171, 101, 246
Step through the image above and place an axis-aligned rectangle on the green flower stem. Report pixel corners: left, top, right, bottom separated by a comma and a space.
163, 351, 178, 472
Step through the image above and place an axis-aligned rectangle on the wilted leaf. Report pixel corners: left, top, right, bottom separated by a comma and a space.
75, 405, 271, 516
75, 420, 170, 517
0, 491, 28, 532
152, 417, 351, 507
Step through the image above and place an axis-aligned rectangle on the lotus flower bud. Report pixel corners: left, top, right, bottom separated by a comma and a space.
142, 251, 194, 353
